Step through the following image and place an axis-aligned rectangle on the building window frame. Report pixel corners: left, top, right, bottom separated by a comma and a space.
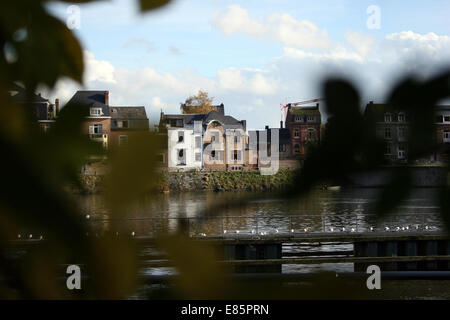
90, 107, 102, 116
384, 113, 392, 123
89, 124, 103, 134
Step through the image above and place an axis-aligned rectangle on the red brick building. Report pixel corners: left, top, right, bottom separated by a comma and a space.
285, 103, 322, 156
67, 90, 111, 148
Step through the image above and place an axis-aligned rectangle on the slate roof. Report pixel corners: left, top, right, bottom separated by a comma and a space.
110, 106, 148, 120
8, 83, 49, 104
7, 83, 53, 121
66, 90, 110, 117
162, 110, 245, 130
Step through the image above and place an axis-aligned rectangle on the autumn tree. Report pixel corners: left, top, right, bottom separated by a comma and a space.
180, 90, 215, 114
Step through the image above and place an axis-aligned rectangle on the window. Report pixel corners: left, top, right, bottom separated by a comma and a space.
178, 131, 184, 143
279, 144, 286, 152
385, 143, 392, 155
307, 128, 315, 140
176, 119, 183, 127
89, 124, 102, 134
294, 144, 300, 153
90, 108, 102, 116
294, 116, 301, 122
398, 113, 405, 122
445, 116, 450, 122
444, 130, 450, 142
437, 115, 444, 123
294, 128, 299, 138
195, 136, 201, 148
195, 152, 201, 162
234, 136, 239, 144
117, 121, 123, 128
233, 150, 241, 161
177, 149, 185, 165
384, 113, 392, 122
384, 127, 391, 139
210, 150, 223, 161
307, 116, 314, 122
119, 135, 128, 146
398, 144, 406, 159
398, 127, 406, 139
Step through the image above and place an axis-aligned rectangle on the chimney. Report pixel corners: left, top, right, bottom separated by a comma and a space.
265, 125, 269, 130
55, 98, 59, 115
280, 120, 283, 129
217, 103, 225, 115
369, 101, 373, 104
104, 91, 109, 105
241, 120, 246, 131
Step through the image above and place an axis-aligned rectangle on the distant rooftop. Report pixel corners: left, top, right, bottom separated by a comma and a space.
110, 106, 148, 120
66, 90, 110, 117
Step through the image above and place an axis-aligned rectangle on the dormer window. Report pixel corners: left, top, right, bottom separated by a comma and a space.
90, 107, 102, 116
398, 113, 405, 122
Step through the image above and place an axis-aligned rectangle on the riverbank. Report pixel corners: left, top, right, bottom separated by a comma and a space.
74, 169, 297, 194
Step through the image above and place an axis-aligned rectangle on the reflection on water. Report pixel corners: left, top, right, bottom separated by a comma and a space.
76, 188, 443, 237
76, 189, 449, 299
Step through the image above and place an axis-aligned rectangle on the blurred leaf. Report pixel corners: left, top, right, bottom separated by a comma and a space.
139, 0, 172, 11
157, 234, 231, 299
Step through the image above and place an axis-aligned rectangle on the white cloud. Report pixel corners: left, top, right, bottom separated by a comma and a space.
267, 13, 332, 50
83, 50, 116, 84
212, 5, 332, 50
212, 5, 265, 37
41, 30, 450, 129
345, 32, 375, 57
217, 68, 276, 94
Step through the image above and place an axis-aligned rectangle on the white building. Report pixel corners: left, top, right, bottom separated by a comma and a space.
167, 121, 203, 170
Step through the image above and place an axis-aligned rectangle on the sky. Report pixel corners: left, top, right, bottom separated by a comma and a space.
43, 0, 450, 130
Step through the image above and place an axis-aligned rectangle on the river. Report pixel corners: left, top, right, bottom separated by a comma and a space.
76, 188, 450, 299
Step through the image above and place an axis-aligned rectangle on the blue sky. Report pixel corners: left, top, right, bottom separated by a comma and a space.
45, 0, 450, 129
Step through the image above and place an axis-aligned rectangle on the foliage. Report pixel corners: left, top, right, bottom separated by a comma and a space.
180, 89, 215, 114
0, 0, 449, 300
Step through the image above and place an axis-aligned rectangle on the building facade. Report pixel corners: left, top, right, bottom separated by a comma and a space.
285, 103, 321, 156
160, 106, 247, 171
364, 101, 410, 163
8, 83, 58, 131
67, 90, 111, 148
109, 106, 149, 148
435, 106, 450, 161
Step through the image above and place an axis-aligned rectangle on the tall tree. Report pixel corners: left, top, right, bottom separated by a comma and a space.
180, 90, 214, 114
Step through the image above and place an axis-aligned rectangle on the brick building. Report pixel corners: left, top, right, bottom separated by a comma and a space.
109, 106, 149, 148
66, 90, 111, 148
285, 103, 321, 156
